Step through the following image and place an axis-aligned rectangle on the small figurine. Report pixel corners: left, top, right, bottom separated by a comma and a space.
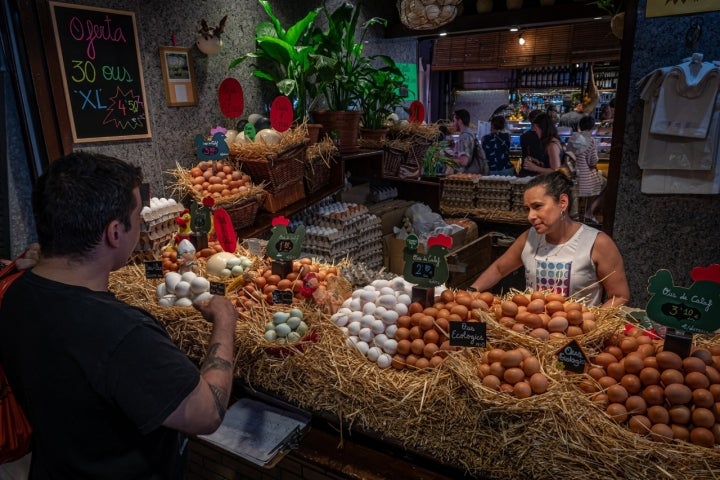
175, 209, 192, 244
176, 239, 199, 275
300, 272, 319, 299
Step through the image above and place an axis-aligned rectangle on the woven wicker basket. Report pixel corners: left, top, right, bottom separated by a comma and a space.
233, 140, 308, 194
397, 0, 463, 31
224, 195, 264, 230
382, 146, 408, 178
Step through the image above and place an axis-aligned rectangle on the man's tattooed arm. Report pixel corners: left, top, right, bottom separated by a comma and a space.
201, 343, 233, 419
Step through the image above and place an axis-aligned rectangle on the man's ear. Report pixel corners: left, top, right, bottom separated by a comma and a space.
106, 220, 122, 248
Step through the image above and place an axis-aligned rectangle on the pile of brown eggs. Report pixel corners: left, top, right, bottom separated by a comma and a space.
493, 292, 598, 340
477, 347, 550, 398
582, 327, 720, 447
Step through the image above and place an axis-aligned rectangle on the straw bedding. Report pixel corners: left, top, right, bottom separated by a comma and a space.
109, 265, 720, 479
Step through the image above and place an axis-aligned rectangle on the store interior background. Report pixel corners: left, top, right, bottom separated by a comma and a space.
1, 0, 719, 307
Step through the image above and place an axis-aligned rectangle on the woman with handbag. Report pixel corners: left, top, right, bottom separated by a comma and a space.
521, 113, 563, 175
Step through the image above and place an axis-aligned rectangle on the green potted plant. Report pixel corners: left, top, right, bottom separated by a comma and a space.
590, 0, 625, 39
309, 0, 389, 153
421, 140, 457, 179
228, 0, 321, 127
357, 58, 405, 141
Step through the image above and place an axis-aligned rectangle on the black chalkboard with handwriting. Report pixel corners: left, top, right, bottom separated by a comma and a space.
49, 2, 151, 143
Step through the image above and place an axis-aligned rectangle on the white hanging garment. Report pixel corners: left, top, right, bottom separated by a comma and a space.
649, 53, 720, 139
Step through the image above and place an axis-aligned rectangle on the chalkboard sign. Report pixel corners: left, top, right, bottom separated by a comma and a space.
449, 321, 486, 347
272, 289, 294, 305
209, 281, 226, 296
144, 260, 163, 279
556, 340, 588, 374
49, 2, 151, 143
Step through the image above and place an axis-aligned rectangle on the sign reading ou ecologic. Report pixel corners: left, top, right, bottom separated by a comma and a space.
50, 2, 151, 143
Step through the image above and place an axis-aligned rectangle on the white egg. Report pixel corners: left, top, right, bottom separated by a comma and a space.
164, 272, 182, 293
360, 314, 375, 328
218, 269, 232, 278
156, 283, 167, 299
381, 310, 399, 325
395, 303, 408, 316
371, 319, 385, 335
180, 271, 197, 283
239, 256, 253, 268
348, 311, 364, 322
379, 287, 395, 296
173, 281, 191, 298
359, 290, 378, 304
287, 316, 302, 330
192, 292, 213, 305
224, 129, 238, 144
358, 327, 374, 343
373, 334, 388, 348
353, 340, 369, 355
341, 298, 352, 309
362, 302, 376, 316
275, 323, 291, 337
234, 132, 248, 144
231, 265, 244, 277
367, 346, 382, 362
348, 335, 359, 345
371, 279, 390, 289
382, 339, 398, 355
373, 306, 388, 320
389, 277, 407, 291
349, 298, 362, 311
174, 297, 193, 307
333, 315, 349, 327
385, 324, 398, 339
158, 295, 176, 307
347, 321, 361, 336
363, 285, 377, 292
397, 294, 412, 306
339, 326, 349, 335
377, 295, 397, 309
255, 128, 281, 145
190, 277, 210, 294
351, 289, 365, 299
376, 353, 393, 369
336, 307, 353, 317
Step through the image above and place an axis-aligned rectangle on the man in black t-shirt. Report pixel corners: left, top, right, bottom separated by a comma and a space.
518, 109, 546, 177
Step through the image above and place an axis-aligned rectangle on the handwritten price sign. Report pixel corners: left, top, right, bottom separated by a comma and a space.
50, 2, 151, 142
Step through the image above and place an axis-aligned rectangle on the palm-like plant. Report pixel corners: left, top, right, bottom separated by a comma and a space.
228, 0, 320, 122
357, 58, 405, 129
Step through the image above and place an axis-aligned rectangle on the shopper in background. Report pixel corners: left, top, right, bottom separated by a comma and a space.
559, 101, 585, 130
518, 109, 546, 177
600, 97, 615, 122
566, 115, 605, 224
450, 109, 483, 173
522, 113, 563, 175
0, 151, 238, 478
546, 104, 559, 123
481, 115, 514, 176
469, 171, 629, 308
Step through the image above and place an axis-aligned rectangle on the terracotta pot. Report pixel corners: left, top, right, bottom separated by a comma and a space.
611, 12, 625, 40
311, 110, 361, 154
476, 0, 493, 13
306, 123, 323, 144
506, 0, 523, 10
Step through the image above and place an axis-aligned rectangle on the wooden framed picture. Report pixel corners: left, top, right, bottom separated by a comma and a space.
159, 46, 198, 106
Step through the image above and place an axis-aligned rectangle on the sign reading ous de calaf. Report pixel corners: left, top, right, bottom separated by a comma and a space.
49, 2, 151, 143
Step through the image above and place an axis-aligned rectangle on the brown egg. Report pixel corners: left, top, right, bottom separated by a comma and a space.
522, 356, 541, 377
410, 312, 425, 326
469, 299, 489, 310
409, 326, 423, 340
526, 298, 546, 314
638, 367, 660, 386
628, 415, 651, 435
592, 393, 609, 409
642, 385, 665, 406
705, 366, 720, 385
643, 355, 659, 369
692, 407, 716, 428
682, 356, 707, 374
606, 362, 626, 381
529, 373, 549, 394
581, 319, 598, 334
499, 383, 514, 394
545, 300, 565, 316
665, 383, 692, 405
647, 405, 670, 425
482, 374, 501, 390
419, 315, 435, 331
656, 351, 683, 370
685, 371, 710, 390
566, 310, 584, 327
623, 353, 645, 375
691, 347, 714, 366
607, 384, 629, 404
423, 307, 439, 318
408, 302, 424, 315
650, 424, 674, 443
511, 293, 530, 307
397, 315, 412, 329
504, 367, 525, 385
621, 374, 642, 394
500, 300, 518, 317
478, 291, 495, 306
598, 376, 618, 389
692, 388, 715, 409
713, 423, 720, 444
267, 274, 281, 285
690, 427, 716, 448
547, 316, 569, 333
606, 403, 628, 423
604, 345, 624, 361
545, 293, 566, 304
410, 339, 425, 356
500, 349, 524, 368
395, 327, 411, 341
528, 328, 550, 340
668, 404, 691, 424
594, 352, 619, 369
625, 395, 648, 415
563, 301, 582, 313
710, 384, 720, 402
521, 313, 543, 329
588, 367, 607, 380
487, 348, 505, 364
660, 368, 685, 386
489, 362, 506, 378
391, 354, 406, 370
405, 354, 419, 368
477, 363, 491, 378
423, 342, 439, 359
454, 294, 473, 307
620, 337, 639, 355
450, 304, 469, 319
511, 323, 526, 333
513, 381, 533, 399
530, 291, 546, 301
396, 339, 412, 355
579, 379, 599, 394
423, 329, 440, 345
414, 357, 430, 370
440, 289, 455, 303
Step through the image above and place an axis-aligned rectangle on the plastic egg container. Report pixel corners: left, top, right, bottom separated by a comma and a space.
330, 277, 414, 369
156, 271, 212, 307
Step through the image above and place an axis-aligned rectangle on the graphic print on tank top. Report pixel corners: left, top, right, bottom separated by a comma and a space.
535, 258, 572, 296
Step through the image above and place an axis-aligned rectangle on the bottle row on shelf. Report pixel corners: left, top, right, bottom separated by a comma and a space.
517, 65, 619, 90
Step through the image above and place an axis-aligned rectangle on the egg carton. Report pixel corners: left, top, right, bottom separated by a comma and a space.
476, 200, 513, 210
368, 185, 398, 203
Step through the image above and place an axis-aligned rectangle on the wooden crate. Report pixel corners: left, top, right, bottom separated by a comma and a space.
445, 233, 493, 289
262, 182, 305, 213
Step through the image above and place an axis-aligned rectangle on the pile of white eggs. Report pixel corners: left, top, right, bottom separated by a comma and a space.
156, 271, 212, 307
205, 252, 253, 278
264, 308, 310, 344
330, 277, 413, 369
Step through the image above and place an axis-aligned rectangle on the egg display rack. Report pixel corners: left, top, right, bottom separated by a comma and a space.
440, 173, 480, 210
510, 177, 532, 213
368, 184, 398, 203
475, 175, 514, 211
292, 200, 383, 269
133, 198, 185, 261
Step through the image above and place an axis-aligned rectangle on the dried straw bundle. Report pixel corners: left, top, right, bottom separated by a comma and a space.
228, 126, 307, 162
388, 122, 441, 143
166, 163, 266, 209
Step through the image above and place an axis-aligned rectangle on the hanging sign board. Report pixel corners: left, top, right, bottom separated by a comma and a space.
402, 234, 451, 288
266, 216, 305, 262
49, 2, 151, 143
218, 78, 244, 119
270, 96, 293, 133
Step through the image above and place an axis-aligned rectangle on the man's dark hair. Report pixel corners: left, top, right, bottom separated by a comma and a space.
579, 115, 595, 132
32, 151, 143, 260
454, 109, 470, 126
528, 109, 542, 122
491, 115, 505, 131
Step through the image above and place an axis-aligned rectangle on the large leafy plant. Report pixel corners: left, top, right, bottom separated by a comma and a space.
357, 58, 405, 129
310, 1, 388, 112
228, 0, 320, 122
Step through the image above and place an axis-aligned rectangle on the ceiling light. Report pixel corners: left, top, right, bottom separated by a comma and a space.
510, 26, 519, 32
439, 31, 447, 36
518, 33, 525, 45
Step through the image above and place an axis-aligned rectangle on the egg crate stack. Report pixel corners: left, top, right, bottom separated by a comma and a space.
440, 173, 480, 210
133, 198, 185, 261
475, 176, 514, 211
368, 184, 398, 203
292, 201, 383, 267
509, 177, 533, 212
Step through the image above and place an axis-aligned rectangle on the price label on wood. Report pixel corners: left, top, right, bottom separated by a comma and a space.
209, 281, 226, 296
272, 289, 294, 305
556, 339, 588, 374
144, 260, 163, 279
449, 321, 486, 347
402, 234, 451, 288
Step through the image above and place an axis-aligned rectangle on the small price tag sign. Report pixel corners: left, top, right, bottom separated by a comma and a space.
243, 122, 256, 142
645, 265, 720, 334
209, 281, 226, 296
409, 100, 425, 123
272, 289, 294, 305
144, 260, 163, 279
556, 339, 588, 374
449, 321, 486, 347
218, 78, 244, 119
402, 234, 451, 288
266, 216, 305, 262
194, 132, 230, 160
269, 95, 293, 133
